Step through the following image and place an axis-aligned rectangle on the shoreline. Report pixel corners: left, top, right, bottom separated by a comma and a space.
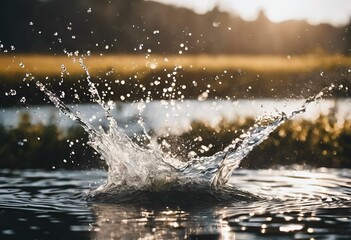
1, 54, 350, 107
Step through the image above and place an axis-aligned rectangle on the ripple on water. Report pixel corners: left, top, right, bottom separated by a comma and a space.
86, 182, 261, 207
1, 169, 351, 239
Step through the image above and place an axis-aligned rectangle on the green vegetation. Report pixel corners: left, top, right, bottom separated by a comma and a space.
1, 54, 350, 106
1, 111, 350, 169
0, 113, 102, 169
162, 114, 351, 169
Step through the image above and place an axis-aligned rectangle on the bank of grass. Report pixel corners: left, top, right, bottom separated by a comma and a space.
0, 113, 101, 169
162, 113, 351, 169
0, 111, 350, 169
1, 54, 350, 106
2, 54, 350, 76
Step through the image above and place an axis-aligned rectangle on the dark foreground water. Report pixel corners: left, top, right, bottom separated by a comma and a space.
1, 168, 351, 240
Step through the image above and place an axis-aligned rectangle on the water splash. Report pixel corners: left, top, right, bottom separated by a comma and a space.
36, 62, 335, 198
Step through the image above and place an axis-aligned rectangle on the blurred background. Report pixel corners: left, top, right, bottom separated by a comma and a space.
0, 0, 350, 170
1, 0, 351, 55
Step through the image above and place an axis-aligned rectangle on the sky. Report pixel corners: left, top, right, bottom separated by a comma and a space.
150, 0, 351, 26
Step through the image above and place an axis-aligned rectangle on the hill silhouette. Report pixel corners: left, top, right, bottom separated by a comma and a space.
0, 0, 349, 54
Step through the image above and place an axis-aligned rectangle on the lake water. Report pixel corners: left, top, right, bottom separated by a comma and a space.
1, 99, 351, 135
1, 90, 351, 239
1, 168, 350, 239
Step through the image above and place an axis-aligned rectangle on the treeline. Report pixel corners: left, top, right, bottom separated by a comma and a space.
0, 0, 350, 55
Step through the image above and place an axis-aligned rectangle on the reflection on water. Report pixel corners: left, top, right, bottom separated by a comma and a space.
90, 204, 230, 239
1, 168, 350, 239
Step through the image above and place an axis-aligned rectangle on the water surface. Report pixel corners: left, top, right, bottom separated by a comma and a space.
1, 168, 350, 239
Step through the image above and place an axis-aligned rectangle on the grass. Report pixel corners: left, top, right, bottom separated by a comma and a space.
0, 111, 350, 169
1, 54, 351, 76
159, 112, 351, 169
0, 113, 101, 169
0, 54, 350, 107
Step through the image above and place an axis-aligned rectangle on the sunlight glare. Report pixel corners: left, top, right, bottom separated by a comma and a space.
151, 0, 351, 26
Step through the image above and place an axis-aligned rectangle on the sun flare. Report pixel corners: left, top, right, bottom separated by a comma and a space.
151, 0, 351, 26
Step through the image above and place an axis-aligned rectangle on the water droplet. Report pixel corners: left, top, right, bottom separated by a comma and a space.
17, 140, 25, 146
29, 21, 33, 26
20, 97, 26, 103
213, 22, 220, 27
87, 8, 92, 13
198, 92, 208, 101
149, 62, 157, 70
61, 64, 66, 72
67, 23, 72, 31
19, 62, 25, 68
5, 89, 17, 96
